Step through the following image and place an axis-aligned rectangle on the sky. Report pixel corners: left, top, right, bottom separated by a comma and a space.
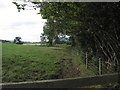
0, 0, 46, 42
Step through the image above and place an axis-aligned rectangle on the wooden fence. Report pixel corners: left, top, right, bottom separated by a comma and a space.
1, 73, 120, 88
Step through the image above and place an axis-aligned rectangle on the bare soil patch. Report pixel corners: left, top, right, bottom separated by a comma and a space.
61, 58, 81, 79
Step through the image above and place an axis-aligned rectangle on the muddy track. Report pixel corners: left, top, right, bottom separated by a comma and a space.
61, 58, 81, 79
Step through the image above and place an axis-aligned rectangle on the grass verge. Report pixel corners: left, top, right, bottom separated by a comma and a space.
2, 43, 95, 83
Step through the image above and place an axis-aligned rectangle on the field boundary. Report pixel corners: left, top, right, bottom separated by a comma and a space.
1, 73, 120, 88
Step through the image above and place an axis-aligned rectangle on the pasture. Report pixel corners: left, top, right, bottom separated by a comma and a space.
2, 43, 93, 83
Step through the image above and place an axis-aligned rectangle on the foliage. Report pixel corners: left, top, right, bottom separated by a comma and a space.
40, 33, 47, 44
13, 1, 120, 73
14, 37, 23, 44
40, 2, 120, 73
43, 19, 58, 45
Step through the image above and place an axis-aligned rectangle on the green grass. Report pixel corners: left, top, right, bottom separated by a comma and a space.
2, 43, 67, 82
2, 43, 94, 83
65, 46, 95, 77
74, 55, 95, 77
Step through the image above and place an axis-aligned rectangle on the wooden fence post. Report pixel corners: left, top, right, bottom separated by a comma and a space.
99, 58, 102, 75
85, 52, 88, 69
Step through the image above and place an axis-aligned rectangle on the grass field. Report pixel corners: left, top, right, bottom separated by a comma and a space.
2, 43, 94, 83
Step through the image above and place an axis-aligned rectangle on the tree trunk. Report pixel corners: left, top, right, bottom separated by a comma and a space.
49, 39, 53, 46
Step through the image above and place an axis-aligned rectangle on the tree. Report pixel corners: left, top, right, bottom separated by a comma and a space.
13, 1, 120, 74
40, 33, 47, 44
43, 19, 57, 46
40, 2, 120, 73
14, 37, 23, 44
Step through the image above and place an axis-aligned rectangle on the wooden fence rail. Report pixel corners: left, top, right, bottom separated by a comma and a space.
1, 73, 120, 88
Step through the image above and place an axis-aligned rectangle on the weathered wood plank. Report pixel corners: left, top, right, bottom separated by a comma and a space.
1, 73, 120, 88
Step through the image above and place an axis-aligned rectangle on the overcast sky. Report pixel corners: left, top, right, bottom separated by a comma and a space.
0, 0, 46, 42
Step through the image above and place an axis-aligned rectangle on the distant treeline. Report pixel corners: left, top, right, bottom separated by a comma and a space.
0, 40, 12, 43
0, 39, 41, 44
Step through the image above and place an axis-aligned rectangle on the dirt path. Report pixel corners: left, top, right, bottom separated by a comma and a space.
61, 58, 81, 79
